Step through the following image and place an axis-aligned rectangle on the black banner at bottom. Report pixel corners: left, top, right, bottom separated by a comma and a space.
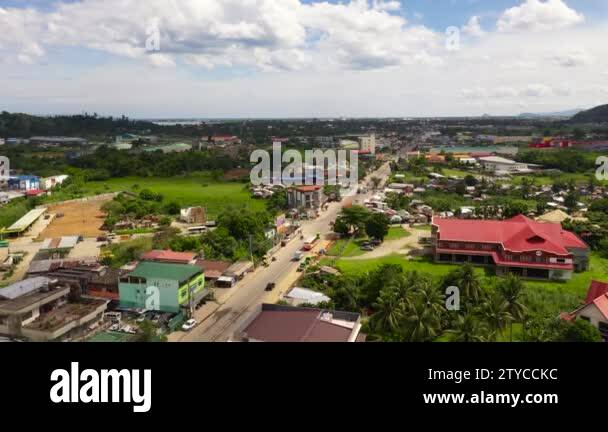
2, 343, 605, 420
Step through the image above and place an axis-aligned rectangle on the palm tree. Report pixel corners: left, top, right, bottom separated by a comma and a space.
386, 273, 416, 310
446, 314, 488, 342
455, 264, 483, 305
416, 279, 445, 317
479, 293, 513, 341
404, 297, 441, 342
497, 274, 527, 341
371, 288, 405, 336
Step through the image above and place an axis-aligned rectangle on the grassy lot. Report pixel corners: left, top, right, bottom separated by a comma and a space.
86, 175, 265, 218
525, 253, 608, 298
510, 172, 602, 187
328, 228, 412, 258
327, 239, 367, 258
331, 255, 488, 278
440, 168, 474, 178
385, 226, 411, 241
331, 252, 608, 299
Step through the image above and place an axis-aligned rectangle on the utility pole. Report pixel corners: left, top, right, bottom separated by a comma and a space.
249, 234, 255, 268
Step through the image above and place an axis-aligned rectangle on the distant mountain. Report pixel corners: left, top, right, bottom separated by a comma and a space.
570, 104, 608, 123
518, 109, 583, 119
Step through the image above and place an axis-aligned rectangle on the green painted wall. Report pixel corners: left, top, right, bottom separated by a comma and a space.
119, 272, 205, 313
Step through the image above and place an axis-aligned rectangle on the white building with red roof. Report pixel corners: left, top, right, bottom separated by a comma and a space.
565, 281, 608, 340
432, 215, 589, 280
287, 185, 323, 210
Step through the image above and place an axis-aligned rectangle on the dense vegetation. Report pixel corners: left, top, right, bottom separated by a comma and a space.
570, 104, 608, 124
300, 263, 603, 342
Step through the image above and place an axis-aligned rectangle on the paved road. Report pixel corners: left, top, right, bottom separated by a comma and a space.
181, 161, 392, 342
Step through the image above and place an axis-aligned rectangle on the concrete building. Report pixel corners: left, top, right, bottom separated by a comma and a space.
287, 185, 323, 210
359, 135, 376, 154
0, 277, 107, 342
119, 262, 206, 314
432, 215, 589, 280
8, 175, 40, 191
180, 207, 207, 224
41, 175, 69, 190
232, 304, 366, 342
478, 156, 532, 174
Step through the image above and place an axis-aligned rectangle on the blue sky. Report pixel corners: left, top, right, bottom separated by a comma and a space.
1, 0, 607, 117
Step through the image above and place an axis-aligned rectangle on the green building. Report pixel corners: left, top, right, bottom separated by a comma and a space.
119, 262, 206, 314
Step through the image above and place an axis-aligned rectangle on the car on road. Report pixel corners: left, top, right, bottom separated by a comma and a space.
265, 283, 276, 292
362, 244, 374, 251
292, 252, 304, 261
182, 319, 197, 332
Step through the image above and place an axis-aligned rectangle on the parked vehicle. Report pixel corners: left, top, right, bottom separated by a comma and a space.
292, 252, 304, 262
265, 283, 276, 292
182, 319, 197, 332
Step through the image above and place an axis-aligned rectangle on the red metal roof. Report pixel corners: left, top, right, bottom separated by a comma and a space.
585, 280, 608, 304
141, 250, 197, 263
294, 185, 322, 193
592, 295, 608, 320
433, 215, 588, 256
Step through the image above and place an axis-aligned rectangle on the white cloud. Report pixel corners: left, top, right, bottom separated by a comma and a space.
547, 50, 593, 67
497, 0, 584, 33
462, 16, 484, 37
522, 83, 554, 97
0, 0, 607, 117
0, 0, 440, 71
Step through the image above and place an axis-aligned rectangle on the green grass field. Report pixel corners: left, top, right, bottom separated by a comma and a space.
331, 255, 488, 278
385, 226, 411, 241
86, 175, 265, 218
525, 253, 608, 297
330, 253, 608, 298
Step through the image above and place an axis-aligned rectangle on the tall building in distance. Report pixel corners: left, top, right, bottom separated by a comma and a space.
359, 134, 376, 154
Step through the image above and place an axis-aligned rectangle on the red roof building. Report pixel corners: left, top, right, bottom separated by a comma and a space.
287, 185, 323, 210
566, 280, 608, 340
432, 215, 589, 280
140, 250, 197, 265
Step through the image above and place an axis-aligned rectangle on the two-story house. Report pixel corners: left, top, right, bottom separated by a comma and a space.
432, 215, 589, 280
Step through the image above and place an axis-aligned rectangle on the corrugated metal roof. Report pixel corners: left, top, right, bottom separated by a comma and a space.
0, 277, 53, 300
7, 208, 47, 232
40, 236, 79, 250
286, 288, 331, 304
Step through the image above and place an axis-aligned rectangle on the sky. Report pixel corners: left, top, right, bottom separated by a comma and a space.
1, 0, 607, 118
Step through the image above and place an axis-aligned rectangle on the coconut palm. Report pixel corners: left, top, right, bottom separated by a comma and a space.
497, 274, 527, 342
446, 314, 488, 342
455, 264, 483, 305
416, 279, 445, 317
479, 293, 513, 341
404, 297, 441, 342
386, 273, 416, 309
371, 288, 405, 336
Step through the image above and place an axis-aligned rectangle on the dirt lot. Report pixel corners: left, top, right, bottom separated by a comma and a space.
38, 199, 109, 239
